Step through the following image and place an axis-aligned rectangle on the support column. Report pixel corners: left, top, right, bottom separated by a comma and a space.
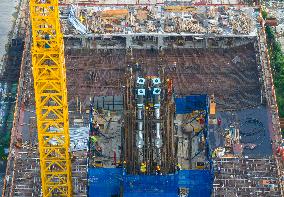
158, 36, 164, 49
205, 37, 208, 48
126, 35, 132, 49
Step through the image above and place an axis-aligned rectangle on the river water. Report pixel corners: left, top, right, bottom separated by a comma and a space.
0, 0, 18, 63
0, 0, 19, 194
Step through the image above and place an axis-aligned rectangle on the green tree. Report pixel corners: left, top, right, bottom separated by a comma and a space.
262, 10, 268, 20
265, 26, 284, 118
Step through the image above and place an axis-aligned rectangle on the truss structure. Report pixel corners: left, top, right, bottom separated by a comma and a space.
30, 0, 72, 196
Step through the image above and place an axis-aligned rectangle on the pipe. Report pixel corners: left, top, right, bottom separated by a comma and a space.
155, 108, 161, 142
136, 77, 145, 149
137, 108, 144, 149
155, 107, 162, 148
152, 78, 162, 149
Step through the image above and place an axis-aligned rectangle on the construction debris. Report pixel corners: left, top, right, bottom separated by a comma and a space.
61, 5, 257, 36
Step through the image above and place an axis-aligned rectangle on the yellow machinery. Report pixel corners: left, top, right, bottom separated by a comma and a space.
209, 95, 216, 115
164, 6, 197, 12
94, 160, 103, 168
101, 9, 128, 18
30, 0, 72, 196
196, 162, 205, 169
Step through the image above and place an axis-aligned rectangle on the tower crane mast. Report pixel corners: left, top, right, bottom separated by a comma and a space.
30, 0, 73, 196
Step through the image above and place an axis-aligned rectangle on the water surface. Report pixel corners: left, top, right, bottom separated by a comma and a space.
0, 0, 18, 64
0, 0, 19, 194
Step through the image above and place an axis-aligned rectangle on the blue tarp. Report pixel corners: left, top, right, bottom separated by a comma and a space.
175, 95, 208, 114
123, 174, 177, 197
88, 169, 213, 197
177, 170, 213, 197
88, 168, 123, 197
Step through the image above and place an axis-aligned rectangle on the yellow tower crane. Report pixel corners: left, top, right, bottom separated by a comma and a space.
30, 0, 73, 196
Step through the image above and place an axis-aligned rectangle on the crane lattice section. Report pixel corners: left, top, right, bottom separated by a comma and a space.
30, 0, 72, 196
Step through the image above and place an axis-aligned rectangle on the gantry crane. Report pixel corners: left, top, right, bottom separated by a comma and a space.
30, 0, 72, 196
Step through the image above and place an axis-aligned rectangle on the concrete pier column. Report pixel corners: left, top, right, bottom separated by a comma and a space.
81, 36, 87, 48
158, 36, 164, 49
205, 37, 208, 48
126, 36, 132, 48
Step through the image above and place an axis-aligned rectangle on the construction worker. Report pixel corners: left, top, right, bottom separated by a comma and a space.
176, 163, 181, 171
116, 160, 122, 168
140, 162, 146, 174
217, 164, 221, 174
113, 150, 117, 166
79, 14, 84, 23
155, 165, 161, 175
135, 62, 142, 72
212, 150, 217, 158
217, 117, 222, 126
122, 161, 127, 175
93, 121, 100, 135
199, 116, 205, 125
95, 145, 102, 156
90, 135, 97, 144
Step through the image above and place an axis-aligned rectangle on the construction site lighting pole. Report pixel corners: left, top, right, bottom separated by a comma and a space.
30, 0, 73, 196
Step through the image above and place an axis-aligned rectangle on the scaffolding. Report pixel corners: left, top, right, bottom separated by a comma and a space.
213, 157, 281, 196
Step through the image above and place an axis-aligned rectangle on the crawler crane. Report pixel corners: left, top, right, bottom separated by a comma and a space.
30, 0, 73, 196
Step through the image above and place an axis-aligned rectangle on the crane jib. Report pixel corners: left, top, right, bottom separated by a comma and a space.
30, 0, 73, 196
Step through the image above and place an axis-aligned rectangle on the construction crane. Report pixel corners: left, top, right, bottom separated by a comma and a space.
30, 0, 72, 196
